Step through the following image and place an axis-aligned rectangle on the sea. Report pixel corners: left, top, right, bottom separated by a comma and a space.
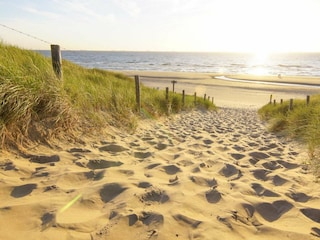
37, 51, 320, 77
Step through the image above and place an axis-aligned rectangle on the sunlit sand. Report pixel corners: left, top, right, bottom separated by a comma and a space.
1, 72, 320, 239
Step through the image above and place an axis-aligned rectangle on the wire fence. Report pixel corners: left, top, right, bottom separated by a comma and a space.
0, 23, 65, 49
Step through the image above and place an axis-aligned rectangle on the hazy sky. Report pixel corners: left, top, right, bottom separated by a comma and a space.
1, 0, 320, 53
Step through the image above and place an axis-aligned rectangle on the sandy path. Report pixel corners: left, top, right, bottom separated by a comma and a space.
1, 108, 319, 240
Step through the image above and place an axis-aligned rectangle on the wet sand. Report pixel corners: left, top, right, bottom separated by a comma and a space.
122, 71, 320, 108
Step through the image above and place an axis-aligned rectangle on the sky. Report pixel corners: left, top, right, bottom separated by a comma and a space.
0, 0, 320, 53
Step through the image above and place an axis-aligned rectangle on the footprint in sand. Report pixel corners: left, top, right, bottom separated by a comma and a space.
230, 153, 246, 160
155, 143, 167, 150
205, 189, 222, 203
11, 183, 37, 198
68, 148, 91, 153
162, 165, 181, 175
251, 169, 270, 181
87, 159, 123, 169
261, 161, 282, 170
300, 208, 320, 223
255, 200, 293, 222
134, 151, 152, 159
286, 191, 311, 203
137, 181, 153, 188
140, 187, 169, 204
139, 211, 164, 226
172, 214, 202, 228
99, 144, 128, 153
100, 183, 127, 203
127, 211, 164, 228
32, 167, 49, 178
251, 183, 280, 197
41, 212, 56, 230
146, 163, 161, 169
29, 155, 60, 164
311, 227, 320, 237
249, 152, 270, 160
0, 160, 17, 171
219, 163, 240, 178
277, 160, 300, 169
272, 175, 288, 186
189, 176, 217, 187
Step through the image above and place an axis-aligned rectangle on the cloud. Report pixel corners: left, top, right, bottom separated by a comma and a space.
52, 0, 115, 23
112, 0, 141, 17
21, 6, 60, 19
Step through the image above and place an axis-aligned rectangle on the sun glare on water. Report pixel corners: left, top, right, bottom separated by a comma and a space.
248, 50, 270, 75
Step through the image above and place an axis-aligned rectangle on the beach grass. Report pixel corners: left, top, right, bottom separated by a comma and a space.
258, 95, 320, 177
0, 42, 215, 149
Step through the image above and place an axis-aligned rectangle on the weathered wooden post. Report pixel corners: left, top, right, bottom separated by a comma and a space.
204, 94, 207, 101
208, 96, 210, 102
280, 99, 283, 104
306, 95, 310, 105
273, 100, 276, 106
182, 90, 185, 107
166, 87, 169, 102
165, 87, 171, 114
194, 92, 197, 105
289, 99, 293, 111
134, 75, 141, 113
50, 44, 62, 80
171, 80, 177, 93
269, 94, 273, 104
212, 97, 214, 104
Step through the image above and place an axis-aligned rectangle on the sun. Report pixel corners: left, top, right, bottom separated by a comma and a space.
248, 50, 270, 75
252, 50, 269, 64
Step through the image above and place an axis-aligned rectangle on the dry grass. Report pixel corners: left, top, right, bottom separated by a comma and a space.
0, 42, 216, 150
259, 96, 320, 177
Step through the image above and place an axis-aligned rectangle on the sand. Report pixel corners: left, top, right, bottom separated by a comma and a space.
122, 71, 320, 108
1, 72, 320, 240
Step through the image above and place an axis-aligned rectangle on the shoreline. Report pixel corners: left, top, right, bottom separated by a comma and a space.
120, 71, 320, 109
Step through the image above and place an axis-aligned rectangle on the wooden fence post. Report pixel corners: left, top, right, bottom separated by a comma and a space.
165, 87, 171, 114
306, 95, 310, 105
212, 97, 214, 104
50, 44, 62, 80
280, 99, 283, 104
273, 100, 276, 106
289, 99, 293, 111
171, 80, 177, 93
194, 92, 197, 105
204, 94, 207, 101
182, 90, 185, 107
135, 76, 141, 113
166, 87, 169, 102
269, 94, 273, 104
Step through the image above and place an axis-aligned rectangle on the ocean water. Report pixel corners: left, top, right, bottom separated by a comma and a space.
37, 51, 320, 77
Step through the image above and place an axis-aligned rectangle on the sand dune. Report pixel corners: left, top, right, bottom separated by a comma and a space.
1, 105, 319, 239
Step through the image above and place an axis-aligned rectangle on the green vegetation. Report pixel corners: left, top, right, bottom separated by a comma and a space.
258, 96, 320, 177
0, 42, 216, 150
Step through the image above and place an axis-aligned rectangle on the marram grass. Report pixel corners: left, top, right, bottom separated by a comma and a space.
0, 42, 216, 150
258, 96, 320, 177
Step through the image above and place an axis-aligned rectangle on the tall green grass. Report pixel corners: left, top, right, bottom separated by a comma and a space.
0, 42, 216, 149
258, 96, 320, 177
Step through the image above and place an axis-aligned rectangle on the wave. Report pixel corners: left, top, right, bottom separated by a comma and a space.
216, 76, 320, 88
278, 64, 312, 69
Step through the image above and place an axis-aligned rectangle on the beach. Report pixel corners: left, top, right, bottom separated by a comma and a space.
1, 72, 320, 240
122, 71, 320, 109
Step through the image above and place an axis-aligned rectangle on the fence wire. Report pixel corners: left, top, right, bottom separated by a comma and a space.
0, 23, 63, 48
